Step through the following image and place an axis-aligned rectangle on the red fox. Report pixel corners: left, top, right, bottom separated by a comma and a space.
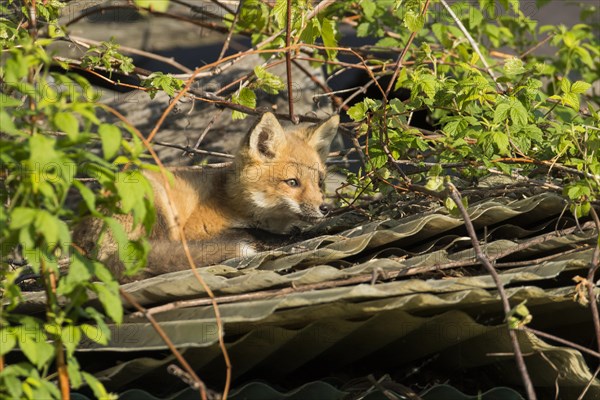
76, 112, 339, 281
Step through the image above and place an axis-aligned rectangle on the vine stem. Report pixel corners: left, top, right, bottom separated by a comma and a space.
285, 0, 297, 123
587, 206, 600, 354
385, 0, 431, 99
217, 0, 243, 61
446, 183, 537, 400
119, 290, 208, 400
101, 105, 231, 399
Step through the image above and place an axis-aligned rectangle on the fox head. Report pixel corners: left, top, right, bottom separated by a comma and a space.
232, 112, 339, 234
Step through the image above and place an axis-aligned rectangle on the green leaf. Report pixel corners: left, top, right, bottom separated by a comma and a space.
490, 131, 510, 155
82, 372, 114, 400
562, 92, 580, 111
98, 124, 122, 160
404, 9, 425, 32
560, 77, 571, 94
503, 57, 526, 76
254, 66, 285, 95
9, 207, 37, 229
570, 81, 591, 94
134, 0, 170, 12
509, 100, 528, 128
347, 102, 367, 121
231, 87, 256, 120
494, 102, 511, 124
320, 18, 338, 59
115, 170, 147, 214
54, 112, 79, 140
58, 254, 92, 295
0, 110, 22, 135
34, 210, 59, 245
16, 326, 54, 369
361, 0, 376, 20
0, 328, 17, 356
73, 180, 98, 215
272, 0, 287, 28
81, 324, 109, 346
93, 283, 123, 324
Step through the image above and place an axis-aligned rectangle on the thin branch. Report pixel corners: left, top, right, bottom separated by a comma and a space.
385, 0, 431, 99
285, 0, 297, 122
439, 0, 504, 93
65, 5, 229, 33
192, 108, 226, 151
520, 327, 600, 359
209, 0, 236, 15
218, 0, 242, 61
520, 34, 555, 58
578, 365, 600, 400
68, 35, 193, 74
446, 182, 536, 400
587, 206, 600, 353
120, 289, 208, 400
101, 105, 232, 399
154, 140, 235, 159
130, 223, 596, 319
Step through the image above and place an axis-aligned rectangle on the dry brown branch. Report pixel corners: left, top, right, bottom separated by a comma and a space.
587, 207, 600, 353
285, 0, 296, 122
68, 35, 193, 74
217, 0, 242, 61
65, 4, 229, 33
130, 221, 596, 319
120, 289, 208, 400
100, 104, 232, 398
446, 182, 536, 400
385, 0, 432, 99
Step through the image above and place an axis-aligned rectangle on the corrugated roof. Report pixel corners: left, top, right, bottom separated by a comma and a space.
22, 192, 600, 397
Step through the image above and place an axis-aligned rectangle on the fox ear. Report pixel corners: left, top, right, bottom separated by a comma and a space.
307, 115, 339, 162
246, 112, 286, 159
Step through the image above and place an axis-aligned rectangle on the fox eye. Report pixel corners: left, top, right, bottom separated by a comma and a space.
285, 178, 299, 187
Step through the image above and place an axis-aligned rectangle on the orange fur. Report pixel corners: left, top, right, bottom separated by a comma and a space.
77, 113, 339, 281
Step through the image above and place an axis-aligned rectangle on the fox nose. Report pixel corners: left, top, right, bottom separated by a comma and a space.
319, 204, 330, 215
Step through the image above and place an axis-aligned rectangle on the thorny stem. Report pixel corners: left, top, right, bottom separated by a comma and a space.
218, 0, 243, 61
446, 183, 537, 400
120, 290, 208, 400
384, 0, 431, 99
40, 258, 70, 400
285, 0, 297, 123
101, 105, 231, 399
587, 206, 600, 353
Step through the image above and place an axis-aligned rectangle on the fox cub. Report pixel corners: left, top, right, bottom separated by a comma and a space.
77, 112, 339, 281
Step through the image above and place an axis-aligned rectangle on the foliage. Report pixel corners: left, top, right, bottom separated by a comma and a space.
0, 0, 599, 398
342, 0, 599, 214
1, 0, 154, 398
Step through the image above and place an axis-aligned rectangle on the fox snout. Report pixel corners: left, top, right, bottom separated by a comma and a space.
298, 201, 331, 221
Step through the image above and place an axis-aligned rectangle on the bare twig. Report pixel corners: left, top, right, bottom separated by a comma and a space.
209, 0, 236, 15
587, 206, 600, 353
101, 105, 232, 399
385, 0, 431, 98
521, 327, 600, 359
154, 140, 235, 159
120, 289, 208, 400
285, 0, 297, 123
446, 182, 536, 400
218, 0, 242, 61
578, 365, 600, 400
68, 35, 193, 74
192, 108, 226, 151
